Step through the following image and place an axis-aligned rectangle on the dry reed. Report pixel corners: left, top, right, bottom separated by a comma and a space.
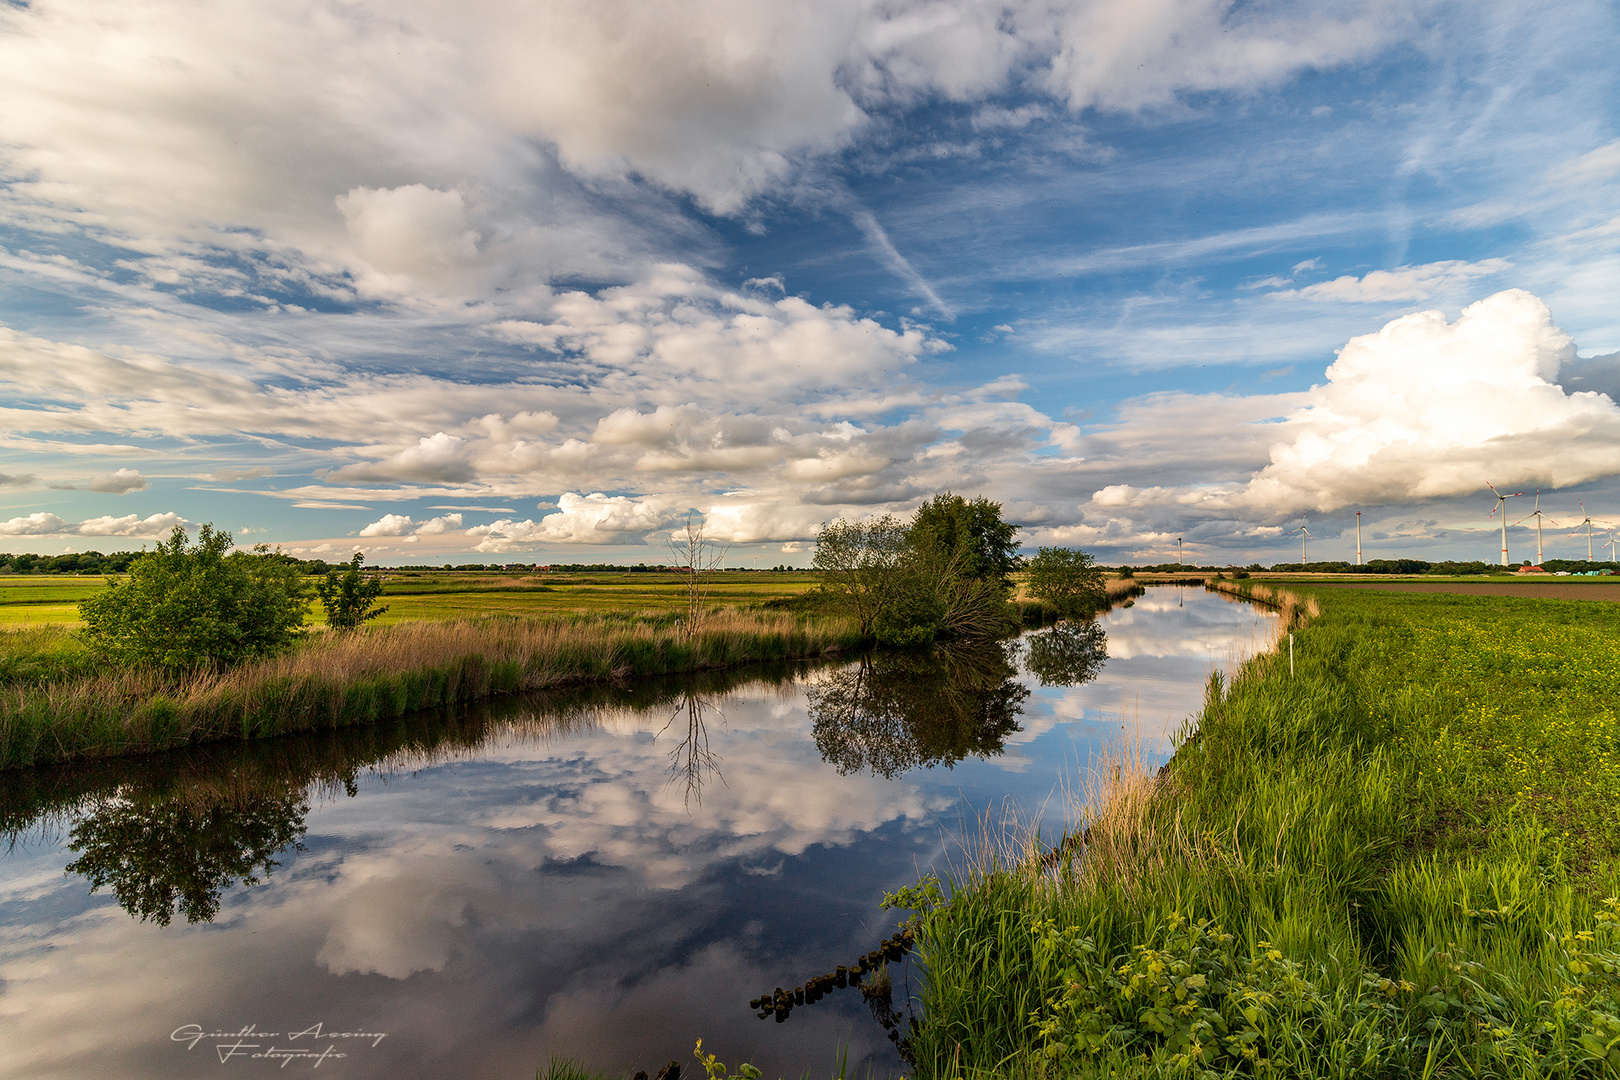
0, 609, 861, 769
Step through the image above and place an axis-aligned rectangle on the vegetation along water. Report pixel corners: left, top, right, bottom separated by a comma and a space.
895, 580, 1620, 1078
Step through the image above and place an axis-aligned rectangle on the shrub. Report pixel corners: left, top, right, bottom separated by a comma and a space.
316, 552, 389, 630
1025, 546, 1104, 617
78, 524, 309, 672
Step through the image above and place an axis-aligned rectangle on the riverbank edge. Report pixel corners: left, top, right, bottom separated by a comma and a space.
0, 610, 870, 770
1, 577, 1147, 772
897, 582, 1620, 1077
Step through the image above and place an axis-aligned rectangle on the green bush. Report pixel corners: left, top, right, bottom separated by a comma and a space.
78, 524, 309, 672
316, 552, 389, 630
1025, 546, 1104, 617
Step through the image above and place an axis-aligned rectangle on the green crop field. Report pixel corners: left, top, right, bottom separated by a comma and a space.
0, 570, 822, 628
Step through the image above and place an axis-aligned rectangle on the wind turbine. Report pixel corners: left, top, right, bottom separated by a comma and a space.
1514, 488, 1558, 567
1289, 519, 1312, 565
1487, 483, 1524, 567
1176, 536, 1183, 566
1572, 500, 1597, 561
1355, 510, 1363, 566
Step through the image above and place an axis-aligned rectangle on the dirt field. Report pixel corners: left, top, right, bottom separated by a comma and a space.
1308, 580, 1620, 601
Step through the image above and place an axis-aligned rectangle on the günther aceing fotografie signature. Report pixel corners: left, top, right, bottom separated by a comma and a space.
171, 1022, 388, 1067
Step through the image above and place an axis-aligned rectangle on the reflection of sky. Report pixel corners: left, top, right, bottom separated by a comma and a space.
0, 588, 1272, 1079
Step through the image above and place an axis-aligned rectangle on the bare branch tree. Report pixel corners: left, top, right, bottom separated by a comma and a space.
667, 512, 729, 637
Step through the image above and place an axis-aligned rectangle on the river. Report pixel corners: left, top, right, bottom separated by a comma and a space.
0, 585, 1274, 1079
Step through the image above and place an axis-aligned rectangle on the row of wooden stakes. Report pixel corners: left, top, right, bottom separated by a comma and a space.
748, 928, 916, 1022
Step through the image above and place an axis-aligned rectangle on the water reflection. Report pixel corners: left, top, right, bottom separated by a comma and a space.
0, 588, 1276, 1080
808, 643, 1031, 779
1022, 620, 1109, 687
65, 789, 308, 926
663, 693, 724, 806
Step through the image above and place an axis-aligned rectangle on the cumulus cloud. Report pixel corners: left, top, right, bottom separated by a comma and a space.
1228, 290, 1618, 512
1280, 259, 1513, 302
1064, 290, 1620, 533
358, 512, 464, 537
0, 513, 69, 536
86, 468, 147, 494
0, 511, 184, 537
468, 493, 677, 550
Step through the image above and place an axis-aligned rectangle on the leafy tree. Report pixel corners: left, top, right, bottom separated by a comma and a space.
78, 524, 309, 671
1025, 546, 1105, 617
811, 516, 911, 635
910, 493, 1021, 585
316, 551, 389, 630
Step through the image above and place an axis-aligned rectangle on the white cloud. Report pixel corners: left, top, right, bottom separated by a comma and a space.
359, 512, 464, 537
1043, 0, 1400, 113
1067, 291, 1620, 535
86, 468, 147, 494
1280, 259, 1513, 302
1229, 289, 1615, 512
0, 511, 185, 537
468, 494, 676, 550
74, 512, 186, 537
0, 513, 69, 536
0, 0, 1408, 286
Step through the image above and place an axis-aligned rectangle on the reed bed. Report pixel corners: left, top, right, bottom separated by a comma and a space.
897, 586, 1620, 1078
0, 610, 862, 769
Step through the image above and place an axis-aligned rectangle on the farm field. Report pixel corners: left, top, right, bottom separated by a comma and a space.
0, 570, 823, 627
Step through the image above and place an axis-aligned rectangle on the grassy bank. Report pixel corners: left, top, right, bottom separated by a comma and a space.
900, 584, 1620, 1077
0, 610, 862, 769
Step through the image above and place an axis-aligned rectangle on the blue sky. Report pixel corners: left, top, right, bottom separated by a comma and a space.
1, 0, 1617, 565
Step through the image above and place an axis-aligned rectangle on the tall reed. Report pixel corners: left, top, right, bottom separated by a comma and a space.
0, 610, 862, 769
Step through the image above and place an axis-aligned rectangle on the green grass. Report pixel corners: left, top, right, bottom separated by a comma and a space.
0, 570, 823, 627
901, 584, 1620, 1078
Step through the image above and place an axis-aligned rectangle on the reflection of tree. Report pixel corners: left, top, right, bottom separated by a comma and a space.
808, 644, 1029, 778
64, 790, 307, 925
0, 659, 820, 923
661, 693, 723, 806
1023, 620, 1109, 687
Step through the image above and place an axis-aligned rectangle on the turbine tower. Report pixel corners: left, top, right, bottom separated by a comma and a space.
1487, 483, 1523, 567
1290, 519, 1312, 565
1514, 488, 1557, 567
1355, 510, 1363, 566
1176, 536, 1183, 566
1573, 500, 1597, 561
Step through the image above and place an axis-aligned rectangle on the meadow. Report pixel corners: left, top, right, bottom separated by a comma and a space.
900, 583, 1620, 1077
0, 569, 824, 627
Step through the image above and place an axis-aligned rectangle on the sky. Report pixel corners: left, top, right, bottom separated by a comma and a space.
1, 0, 1618, 566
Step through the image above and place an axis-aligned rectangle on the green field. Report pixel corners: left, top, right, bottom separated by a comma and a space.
0, 570, 823, 628
903, 582, 1620, 1077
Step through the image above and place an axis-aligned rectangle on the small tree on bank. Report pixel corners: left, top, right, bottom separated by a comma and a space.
811, 516, 910, 636
1025, 546, 1105, 618
812, 497, 1024, 645
316, 552, 389, 630
78, 524, 309, 672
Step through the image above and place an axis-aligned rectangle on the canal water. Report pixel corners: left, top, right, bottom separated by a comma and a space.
0, 586, 1274, 1079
